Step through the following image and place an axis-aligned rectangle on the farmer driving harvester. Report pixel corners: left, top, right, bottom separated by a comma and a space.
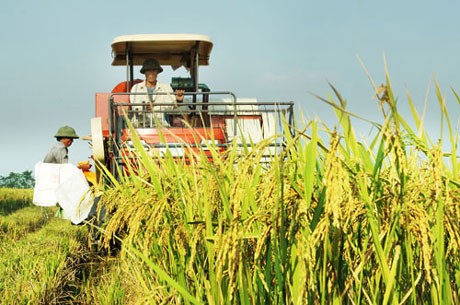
130, 58, 185, 127
89, 34, 295, 178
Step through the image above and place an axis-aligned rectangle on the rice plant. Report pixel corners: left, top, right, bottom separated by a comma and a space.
0, 189, 124, 305
93, 69, 459, 304
0, 188, 33, 215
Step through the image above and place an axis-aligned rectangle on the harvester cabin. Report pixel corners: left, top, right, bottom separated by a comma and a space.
92, 34, 294, 171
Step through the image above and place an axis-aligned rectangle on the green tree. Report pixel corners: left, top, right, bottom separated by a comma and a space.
0, 171, 35, 189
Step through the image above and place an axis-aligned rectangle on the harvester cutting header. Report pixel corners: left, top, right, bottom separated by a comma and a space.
91, 34, 295, 177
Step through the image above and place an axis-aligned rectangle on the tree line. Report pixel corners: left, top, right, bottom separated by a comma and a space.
0, 171, 35, 189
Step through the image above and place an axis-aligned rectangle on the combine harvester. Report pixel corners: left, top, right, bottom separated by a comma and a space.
90, 34, 295, 178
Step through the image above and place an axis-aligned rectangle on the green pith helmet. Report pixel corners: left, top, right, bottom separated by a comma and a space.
140, 58, 163, 74
54, 125, 79, 139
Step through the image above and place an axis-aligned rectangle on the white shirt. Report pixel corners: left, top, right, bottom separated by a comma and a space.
130, 81, 177, 127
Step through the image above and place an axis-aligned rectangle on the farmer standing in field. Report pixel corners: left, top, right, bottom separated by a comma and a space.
40, 125, 81, 218
43, 125, 79, 164
40, 125, 99, 222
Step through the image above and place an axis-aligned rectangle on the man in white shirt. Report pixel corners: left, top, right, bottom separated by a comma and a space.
130, 59, 184, 127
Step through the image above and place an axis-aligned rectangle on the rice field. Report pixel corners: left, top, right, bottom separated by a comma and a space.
0, 188, 117, 304
1, 71, 460, 304
95, 74, 460, 304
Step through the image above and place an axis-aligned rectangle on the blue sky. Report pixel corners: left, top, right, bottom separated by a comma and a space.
1, 0, 460, 175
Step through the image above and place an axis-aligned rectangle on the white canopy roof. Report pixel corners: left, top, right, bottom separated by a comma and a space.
111, 34, 213, 70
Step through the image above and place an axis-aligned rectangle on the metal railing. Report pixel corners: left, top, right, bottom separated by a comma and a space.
107, 91, 295, 166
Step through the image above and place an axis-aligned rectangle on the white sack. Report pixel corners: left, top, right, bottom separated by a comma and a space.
33, 162, 61, 206
33, 162, 95, 224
